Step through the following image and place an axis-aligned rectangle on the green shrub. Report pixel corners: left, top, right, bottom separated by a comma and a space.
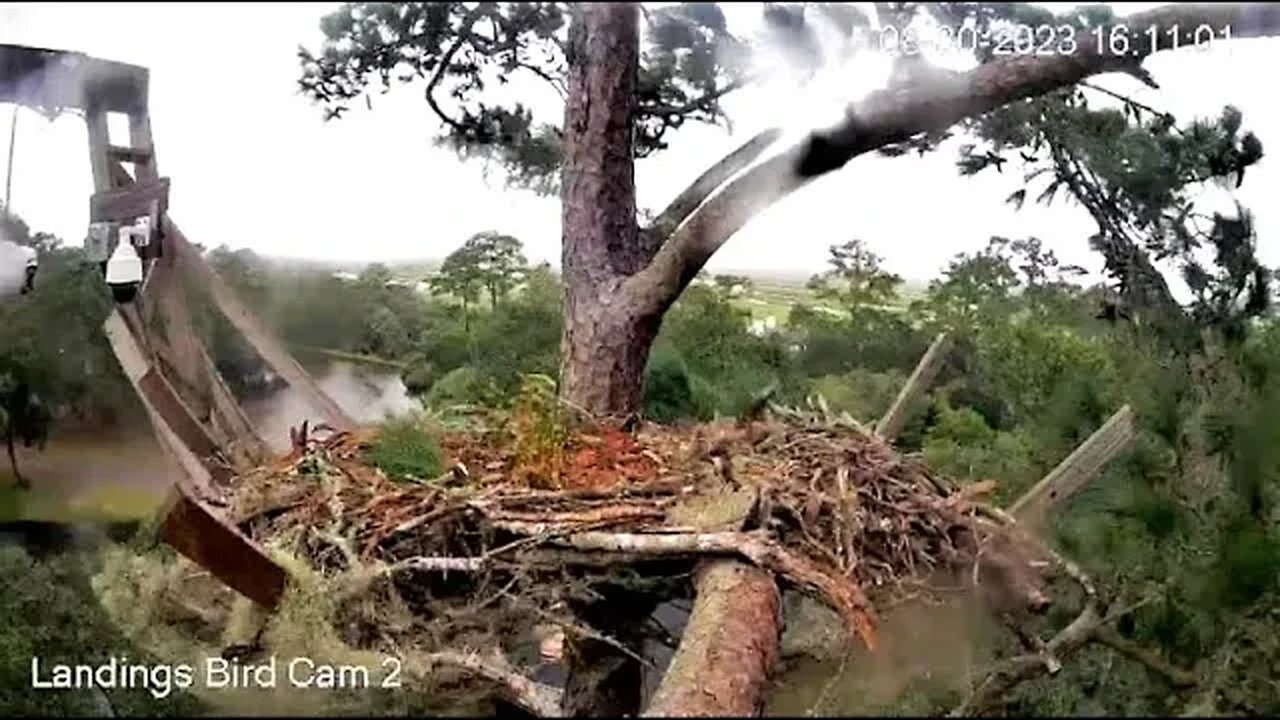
364, 416, 444, 482
424, 366, 495, 408
644, 350, 717, 423
1214, 519, 1280, 607
809, 369, 904, 423
0, 545, 205, 716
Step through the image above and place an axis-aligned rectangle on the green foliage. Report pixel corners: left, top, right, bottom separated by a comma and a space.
655, 284, 794, 417
511, 373, 566, 486
298, 2, 750, 192
808, 368, 904, 423
0, 214, 133, 483
642, 349, 715, 424
0, 545, 205, 716
424, 366, 497, 408
364, 415, 444, 482
431, 231, 530, 321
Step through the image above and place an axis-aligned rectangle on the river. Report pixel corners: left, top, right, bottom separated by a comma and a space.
0, 358, 418, 523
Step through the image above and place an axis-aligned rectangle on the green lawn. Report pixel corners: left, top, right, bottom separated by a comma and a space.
726, 278, 928, 327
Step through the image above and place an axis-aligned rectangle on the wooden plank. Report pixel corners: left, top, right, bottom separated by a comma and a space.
0, 44, 148, 112
169, 221, 357, 432
158, 490, 288, 607
875, 332, 951, 443
107, 144, 153, 164
84, 108, 112, 192
89, 177, 169, 222
1010, 405, 1137, 525
108, 307, 233, 486
106, 309, 288, 607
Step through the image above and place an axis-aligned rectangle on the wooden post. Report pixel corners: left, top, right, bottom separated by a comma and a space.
84, 107, 112, 191
1010, 405, 1137, 526
875, 332, 951, 443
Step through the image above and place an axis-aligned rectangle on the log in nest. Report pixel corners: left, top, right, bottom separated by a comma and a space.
215, 408, 1055, 715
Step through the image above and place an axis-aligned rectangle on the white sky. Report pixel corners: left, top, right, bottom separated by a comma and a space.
2, 2, 1279, 285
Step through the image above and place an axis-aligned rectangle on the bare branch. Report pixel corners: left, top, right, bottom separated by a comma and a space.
876, 332, 951, 442
638, 75, 753, 119
424, 8, 486, 132
621, 3, 1280, 317
1094, 627, 1198, 688
641, 126, 782, 251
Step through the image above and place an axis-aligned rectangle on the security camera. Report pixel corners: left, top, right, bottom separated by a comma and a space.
106, 231, 144, 304
0, 240, 37, 300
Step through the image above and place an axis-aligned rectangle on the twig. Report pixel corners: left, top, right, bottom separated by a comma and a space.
497, 587, 654, 668
405, 648, 563, 717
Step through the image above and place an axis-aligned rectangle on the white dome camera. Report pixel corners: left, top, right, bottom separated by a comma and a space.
106, 218, 149, 304
0, 241, 37, 300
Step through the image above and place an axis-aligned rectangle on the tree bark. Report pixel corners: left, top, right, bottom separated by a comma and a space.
6, 430, 25, 489
558, 2, 651, 418
557, 6, 656, 714
643, 561, 780, 717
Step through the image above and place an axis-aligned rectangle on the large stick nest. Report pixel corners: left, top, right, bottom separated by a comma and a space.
222, 407, 1051, 669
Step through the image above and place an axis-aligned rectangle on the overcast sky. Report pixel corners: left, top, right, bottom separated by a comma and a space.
2, 2, 1278, 284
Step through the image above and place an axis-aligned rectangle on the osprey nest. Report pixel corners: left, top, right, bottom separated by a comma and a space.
125, 399, 1071, 716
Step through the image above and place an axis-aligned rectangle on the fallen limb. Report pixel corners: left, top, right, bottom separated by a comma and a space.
551, 530, 877, 650
876, 332, 951, 443
643, 561, 780, 717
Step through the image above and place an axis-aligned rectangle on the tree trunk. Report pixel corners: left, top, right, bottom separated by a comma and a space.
559, 1, 652, 419
561, 291, 659, 418
6, 430, 25, 489
556, 4, 656, 715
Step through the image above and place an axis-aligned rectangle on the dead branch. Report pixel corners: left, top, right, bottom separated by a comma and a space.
1010, 405, 1137, 526
876, 332, 951, 442
1094, 627, 1197, 689
643, 560, 780, 717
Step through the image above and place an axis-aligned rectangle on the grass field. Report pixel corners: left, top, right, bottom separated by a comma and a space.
726, 276, 930, 327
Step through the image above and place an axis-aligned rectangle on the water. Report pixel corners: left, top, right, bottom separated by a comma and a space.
1, 358, 418, 522
240, 357, 421, 453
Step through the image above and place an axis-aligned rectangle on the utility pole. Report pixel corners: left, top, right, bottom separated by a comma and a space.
4, 104, 16, 217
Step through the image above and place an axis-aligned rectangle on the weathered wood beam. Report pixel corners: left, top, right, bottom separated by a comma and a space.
105, 308, 287, 608
106, 144, 151, 163
106, 307, 233, 486
1, 43, 148, 112
103, 161, 266, 465
643, 560, 781, 717
89, 177, 168, 222
127, 110, 159, 182
155, 488, 288, 608
84, 108, 112, 192
875, 332, 951, 442
168, 221, 357, 432
1010, 405, 1137, 527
